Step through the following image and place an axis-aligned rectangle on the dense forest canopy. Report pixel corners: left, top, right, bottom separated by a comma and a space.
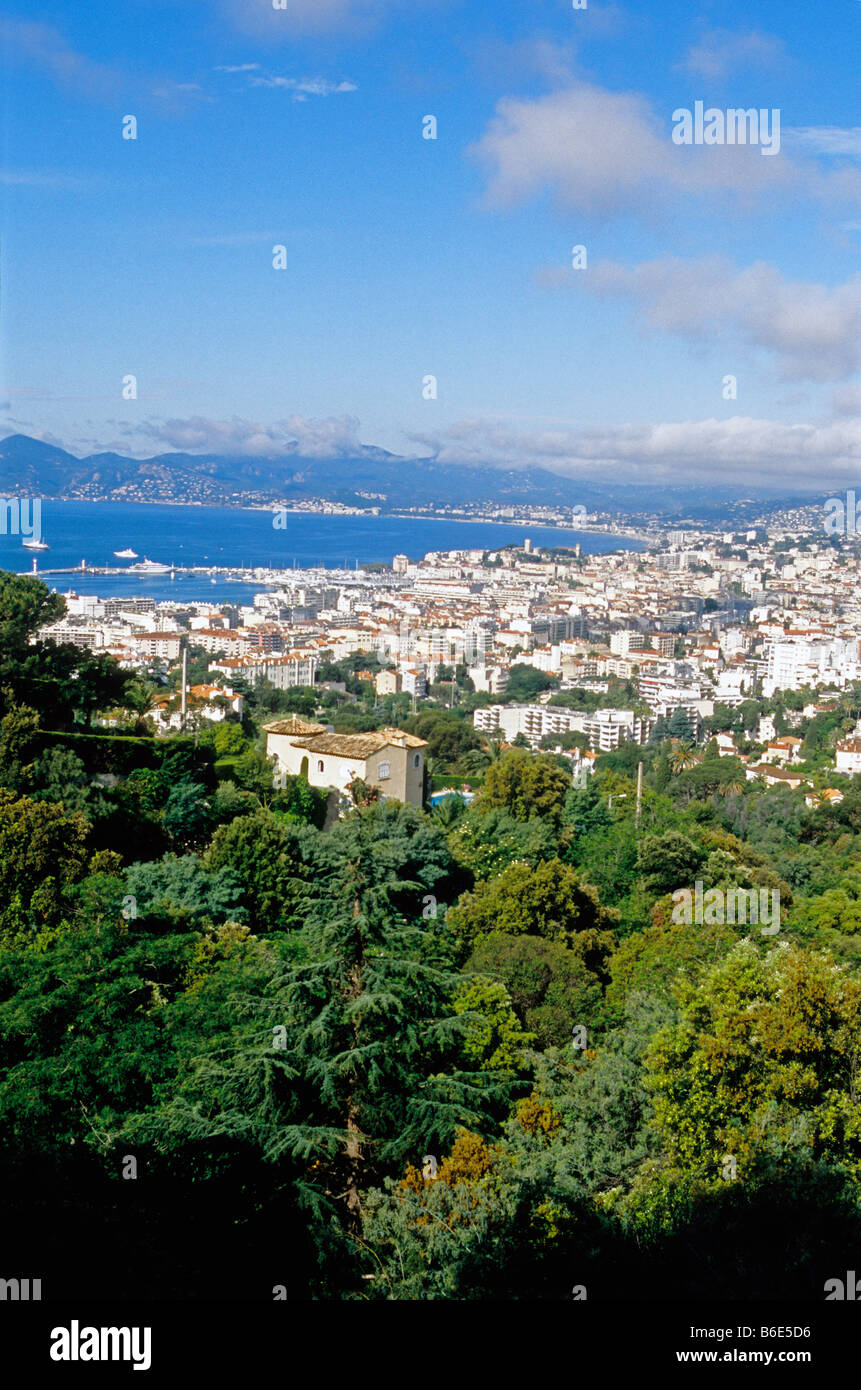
2, 572, 861, 1300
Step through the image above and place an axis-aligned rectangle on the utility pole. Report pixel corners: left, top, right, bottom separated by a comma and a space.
636, 760, 643, 827
180, 644, 188, 731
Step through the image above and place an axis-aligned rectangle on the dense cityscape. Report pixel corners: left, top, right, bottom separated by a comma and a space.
39, 508, 861, 807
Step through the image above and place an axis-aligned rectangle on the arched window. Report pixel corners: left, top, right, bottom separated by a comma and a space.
414, 753, 421, 768
317, 760, 324, 772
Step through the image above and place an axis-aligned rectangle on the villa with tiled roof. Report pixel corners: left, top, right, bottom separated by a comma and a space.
264, 721, 427, 808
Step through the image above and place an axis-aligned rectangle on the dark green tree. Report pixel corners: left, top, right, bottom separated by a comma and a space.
667, 708, 694, 741
145, 804, 508, 1259
478, 748, 571, 827
0, 572, 65, 654
504, 665, 558, 702
205, 807, 320, 932
636, 831, 706, 897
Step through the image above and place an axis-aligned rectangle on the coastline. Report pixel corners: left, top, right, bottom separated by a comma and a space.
20, 493, 653, 547
382, 511, 651, 545
3, 502, 649, 601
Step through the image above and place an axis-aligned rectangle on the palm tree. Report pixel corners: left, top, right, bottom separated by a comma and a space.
462, 735, 504, 773
120, 680, 161, 733
429, 794, 464, 828
669, 742, 701, 774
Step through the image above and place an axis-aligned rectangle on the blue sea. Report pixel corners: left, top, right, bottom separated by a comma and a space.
0, 500, 645, 603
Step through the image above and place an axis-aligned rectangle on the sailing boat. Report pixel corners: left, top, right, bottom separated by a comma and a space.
22, 536, 49, 551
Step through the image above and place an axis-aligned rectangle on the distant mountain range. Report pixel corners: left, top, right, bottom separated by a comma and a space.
0, 434, 824, 521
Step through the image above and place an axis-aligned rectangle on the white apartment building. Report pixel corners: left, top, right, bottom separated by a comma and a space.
712, 664, 756, 703
654, 551, 696, 571
530, 645, 562, 673
836, 737, 861, 776
463, 624, 491, 665
651, 633, 676, 658
581, 709, 652, 751
610, 629, 648, 657
474, 703, 651, 751
400, 666, 427, 698
601, 656, 642, 679
470, 665, 509, 695
192, 629, 252, 657
128, 632, 183, 660
63, 595, 107, 619
38, 622, 101, 650
210, 652, 317, 688
763, 637, 860, 697
474, 704, 584, 745
189, 613, 231, 631
639, 673, 705, 710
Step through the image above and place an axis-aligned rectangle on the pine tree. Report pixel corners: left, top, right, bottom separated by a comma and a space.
649, 715, 668, 744
667, 707, 693, 741
151, 804, 509, 1244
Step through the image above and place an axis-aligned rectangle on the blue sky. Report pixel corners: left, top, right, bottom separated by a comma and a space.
1, 0, 860, 487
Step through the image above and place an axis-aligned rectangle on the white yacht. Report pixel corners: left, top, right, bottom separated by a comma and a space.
114, 548, 138, 559
127, 557, 171, 574
22, 537, 49, 551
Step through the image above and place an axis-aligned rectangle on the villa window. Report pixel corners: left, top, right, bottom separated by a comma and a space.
317, 760, 324, 773
378, 760, 390, 780
414, 753, 421, 768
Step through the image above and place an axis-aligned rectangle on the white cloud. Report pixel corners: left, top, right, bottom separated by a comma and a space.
469, 80, 861, 219
470, 38, 579, 90
408, 416, 861, 487
150, 80, 210, 107
787, 127, 861, 158
0, 17, 124, 101
280, 414, 364, 456
250, 75, 357, 97
541, 256, 861, 382
213, 63, 357, 97
0, 17, 206, 113
133, 414, 365, 457
679, 28, 789, 80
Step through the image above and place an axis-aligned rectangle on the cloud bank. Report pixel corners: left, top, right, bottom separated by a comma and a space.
132, 414, 365, 457
541, 257, 861, 382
